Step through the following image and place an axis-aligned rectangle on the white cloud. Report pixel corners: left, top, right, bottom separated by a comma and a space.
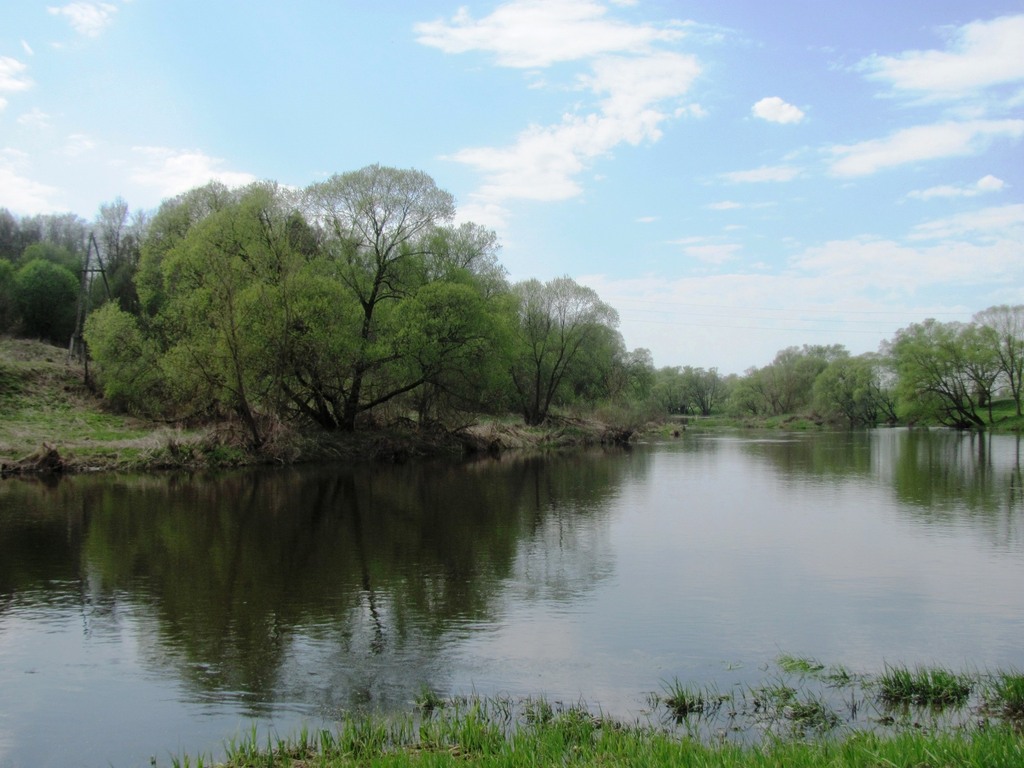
683, 243, 741, 264
47, 3, 118, 37
0, 56, 33, 95
17, 108, 51, 129
414, 0, 686, 68
676, 103, 708, 119
61, 133, 96, 157
635, 215, 658, 223
860, 14, 1024, 99
584, 197, 1024, 370
977, 174, 1008, 192
721, 165, 800, 183
443, 54, 699, 205
909, 203, 1024, 241
791, 236, 1017, 289
0, 149, 61, 213
828, 119, 1024, 177
790, 206, 1024, 291
580, 270, 941, 372
706, 200, 743, 210
421, 2, 700, 212
21, 41, 34, 56
582, 51, 701, 139
454, 199, 511, 232
908, 174, 1006, 200
130, 147, 256, 198
751, 96, 805, 124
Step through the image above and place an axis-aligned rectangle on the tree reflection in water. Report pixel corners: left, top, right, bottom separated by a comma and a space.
0, 448, 629, 716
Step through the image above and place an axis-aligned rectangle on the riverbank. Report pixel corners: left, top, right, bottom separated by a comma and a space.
0, 338, 637, 477
192, 721, 1022, 768
172, 658, 1024, 767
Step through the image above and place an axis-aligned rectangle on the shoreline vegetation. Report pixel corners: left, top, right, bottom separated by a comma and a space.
0, 337, 639, 477
2, 337, 1022, 478
170, 658, 1024, 767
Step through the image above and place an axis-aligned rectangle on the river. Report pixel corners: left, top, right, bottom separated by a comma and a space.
1, 428, 1022, 766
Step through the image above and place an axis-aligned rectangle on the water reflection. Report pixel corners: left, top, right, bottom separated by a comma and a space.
0, 449, 629, 720
1, 431, 1023, 767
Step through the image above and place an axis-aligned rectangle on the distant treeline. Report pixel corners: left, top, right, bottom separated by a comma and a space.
1, 165, 1021, 439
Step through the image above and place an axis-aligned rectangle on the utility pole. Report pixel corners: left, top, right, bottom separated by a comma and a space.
68, 232, 110, 384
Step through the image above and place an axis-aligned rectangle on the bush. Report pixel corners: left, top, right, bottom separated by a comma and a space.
83, 303, 163, 413
14, 258, 79, 343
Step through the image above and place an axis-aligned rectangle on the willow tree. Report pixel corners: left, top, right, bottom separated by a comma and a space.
889, 319, 997, 428
509, 276, 619, 425
974, 304, 1024, 416
301, 165, 458, 430
150, 182, 301, 446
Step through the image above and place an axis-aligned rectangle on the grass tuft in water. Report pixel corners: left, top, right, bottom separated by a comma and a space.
659, 678, 725, 721
777, 654, 825, 675
822, 663, 856, 687
876, 664, 972, 709
986, 670, 1024, 721
414, 684, 446, 715
784, 694, 841, 733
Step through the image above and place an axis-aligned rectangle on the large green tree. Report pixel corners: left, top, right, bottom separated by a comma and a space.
301, 164, 459, 430
94, 197, 148, 314
508, 276, 619, 425
136, 181, 238, 319
730, 345, 846, 417
813, 354, 896, 427
157, 183, 304, 445
888, 319, 995, 428
973, 304, 1024, 416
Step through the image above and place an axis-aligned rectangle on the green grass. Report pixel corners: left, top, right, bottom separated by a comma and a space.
777, 654, 825, 675
657, 679, 724, 721
171, 704, 1024, 768
0, 338, 164, 465
875, 664, 973, 709
985, 670, 1024, 720
988, 399, 1024, 432
0, 338, 267, 473
167, 660, 1024, 767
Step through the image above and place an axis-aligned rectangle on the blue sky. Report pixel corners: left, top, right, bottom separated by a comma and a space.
1, 1, 1022, 373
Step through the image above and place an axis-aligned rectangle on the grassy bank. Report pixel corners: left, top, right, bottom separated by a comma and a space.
165, 659, 1024, 767
0, 338, 633, 476
181, 720, 1022, 768
169, 659, 1024, 767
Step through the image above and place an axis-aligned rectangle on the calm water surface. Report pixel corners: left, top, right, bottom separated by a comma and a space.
1, 429, 1022, 767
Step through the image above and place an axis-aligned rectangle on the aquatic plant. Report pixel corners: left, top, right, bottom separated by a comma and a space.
876, 664, 972, 709
777, 654, 825, 675
659, 678, 724, 721
414, 685, 446, 715
783, 694, 841, 733
195, 701, 1024, 768
985, 670, 1024, 721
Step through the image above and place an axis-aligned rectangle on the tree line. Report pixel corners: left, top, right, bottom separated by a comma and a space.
2, 164, 1022, 439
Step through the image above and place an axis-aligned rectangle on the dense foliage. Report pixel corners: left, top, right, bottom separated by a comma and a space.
2, 166, 635, 440
3, 166, 1022, 434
